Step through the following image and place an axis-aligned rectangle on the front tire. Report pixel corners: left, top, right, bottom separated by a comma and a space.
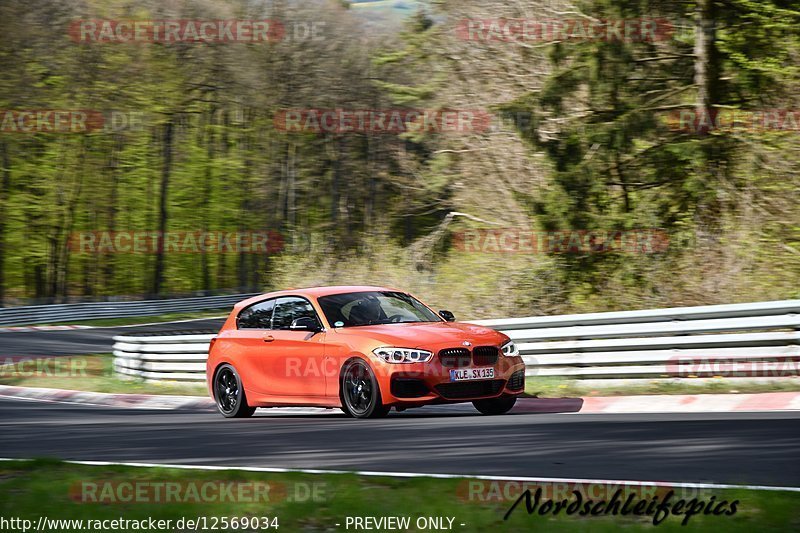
340, 359, 390, 419
473, 395, 517, 415
213, 364, 256, 418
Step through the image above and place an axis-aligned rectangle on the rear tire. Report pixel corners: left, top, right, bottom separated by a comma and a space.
213, 364, 256, 418
340, 359, 390, 419
473, 395, 517, 415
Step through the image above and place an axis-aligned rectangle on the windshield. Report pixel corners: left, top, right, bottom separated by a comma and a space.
317, 291, 442, 327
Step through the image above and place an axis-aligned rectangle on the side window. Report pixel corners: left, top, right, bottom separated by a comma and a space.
272, 297, 319, 330
237, 299, 276, 329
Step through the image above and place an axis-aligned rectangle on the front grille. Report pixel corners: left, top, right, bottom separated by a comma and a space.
473, 346, 498, 366
435, 379, 506, 399
439, 348, 471, 368
507, 370, 525, 391
391, 378, 429, 398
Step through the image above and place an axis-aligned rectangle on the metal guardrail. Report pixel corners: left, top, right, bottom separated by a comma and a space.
112, 299, 800, 384
470, 299, 800, 329
113, 334, 213, 382
479, 300, 800, 383
0, 293, 258, 327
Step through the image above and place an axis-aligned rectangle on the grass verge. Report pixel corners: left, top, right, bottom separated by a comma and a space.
0, 354, 207, 396
3, 354, 799, 399
0, 460, 797, 532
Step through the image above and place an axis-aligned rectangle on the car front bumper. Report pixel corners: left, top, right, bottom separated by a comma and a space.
373, 354, 526, 406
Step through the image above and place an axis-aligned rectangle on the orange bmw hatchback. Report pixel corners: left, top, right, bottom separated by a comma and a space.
207, 286, 526, 418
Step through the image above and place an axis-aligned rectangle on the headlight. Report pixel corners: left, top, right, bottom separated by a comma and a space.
373, 347, 434, 364
501, 340, 519, 357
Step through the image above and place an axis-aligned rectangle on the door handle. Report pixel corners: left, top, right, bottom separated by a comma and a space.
262, 334, 275, 342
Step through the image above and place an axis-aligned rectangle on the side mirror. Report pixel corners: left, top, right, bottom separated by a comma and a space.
439, 310, 456, 322
290, 317, 322, 332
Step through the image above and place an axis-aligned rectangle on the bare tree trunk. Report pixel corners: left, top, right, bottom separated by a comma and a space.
330, 136, 341, 249
614, 152, 630, 213
201, 110, 215, 292
56, 139, 88, 301
34, 263, 45, 300
152, 119, 174, 295
694, 0, 724, 227
104, 135, 123, 294
694, 0, 720, 118
287, 142, 297, 248
241, 134, 258, 292
0, 141, 10, 306
237, 147, 253, 291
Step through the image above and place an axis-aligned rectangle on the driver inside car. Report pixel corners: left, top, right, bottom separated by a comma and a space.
348, 296, 385, 325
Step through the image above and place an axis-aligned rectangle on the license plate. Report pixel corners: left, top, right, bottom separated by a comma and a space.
450, 367, 495, 381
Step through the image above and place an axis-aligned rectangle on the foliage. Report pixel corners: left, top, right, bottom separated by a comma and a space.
0, 0, 799, 315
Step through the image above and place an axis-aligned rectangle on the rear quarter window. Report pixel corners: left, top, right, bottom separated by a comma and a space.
237, 299, 276, 329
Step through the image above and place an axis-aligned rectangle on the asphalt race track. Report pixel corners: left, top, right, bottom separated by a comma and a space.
1, 319, 799, 488
0, 318, 225, 357
0, 398, 798, 487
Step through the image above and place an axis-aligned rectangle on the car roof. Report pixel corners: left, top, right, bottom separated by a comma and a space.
233, 286, 401, 310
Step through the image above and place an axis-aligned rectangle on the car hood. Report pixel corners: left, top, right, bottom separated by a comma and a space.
331, 321, 507, 350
